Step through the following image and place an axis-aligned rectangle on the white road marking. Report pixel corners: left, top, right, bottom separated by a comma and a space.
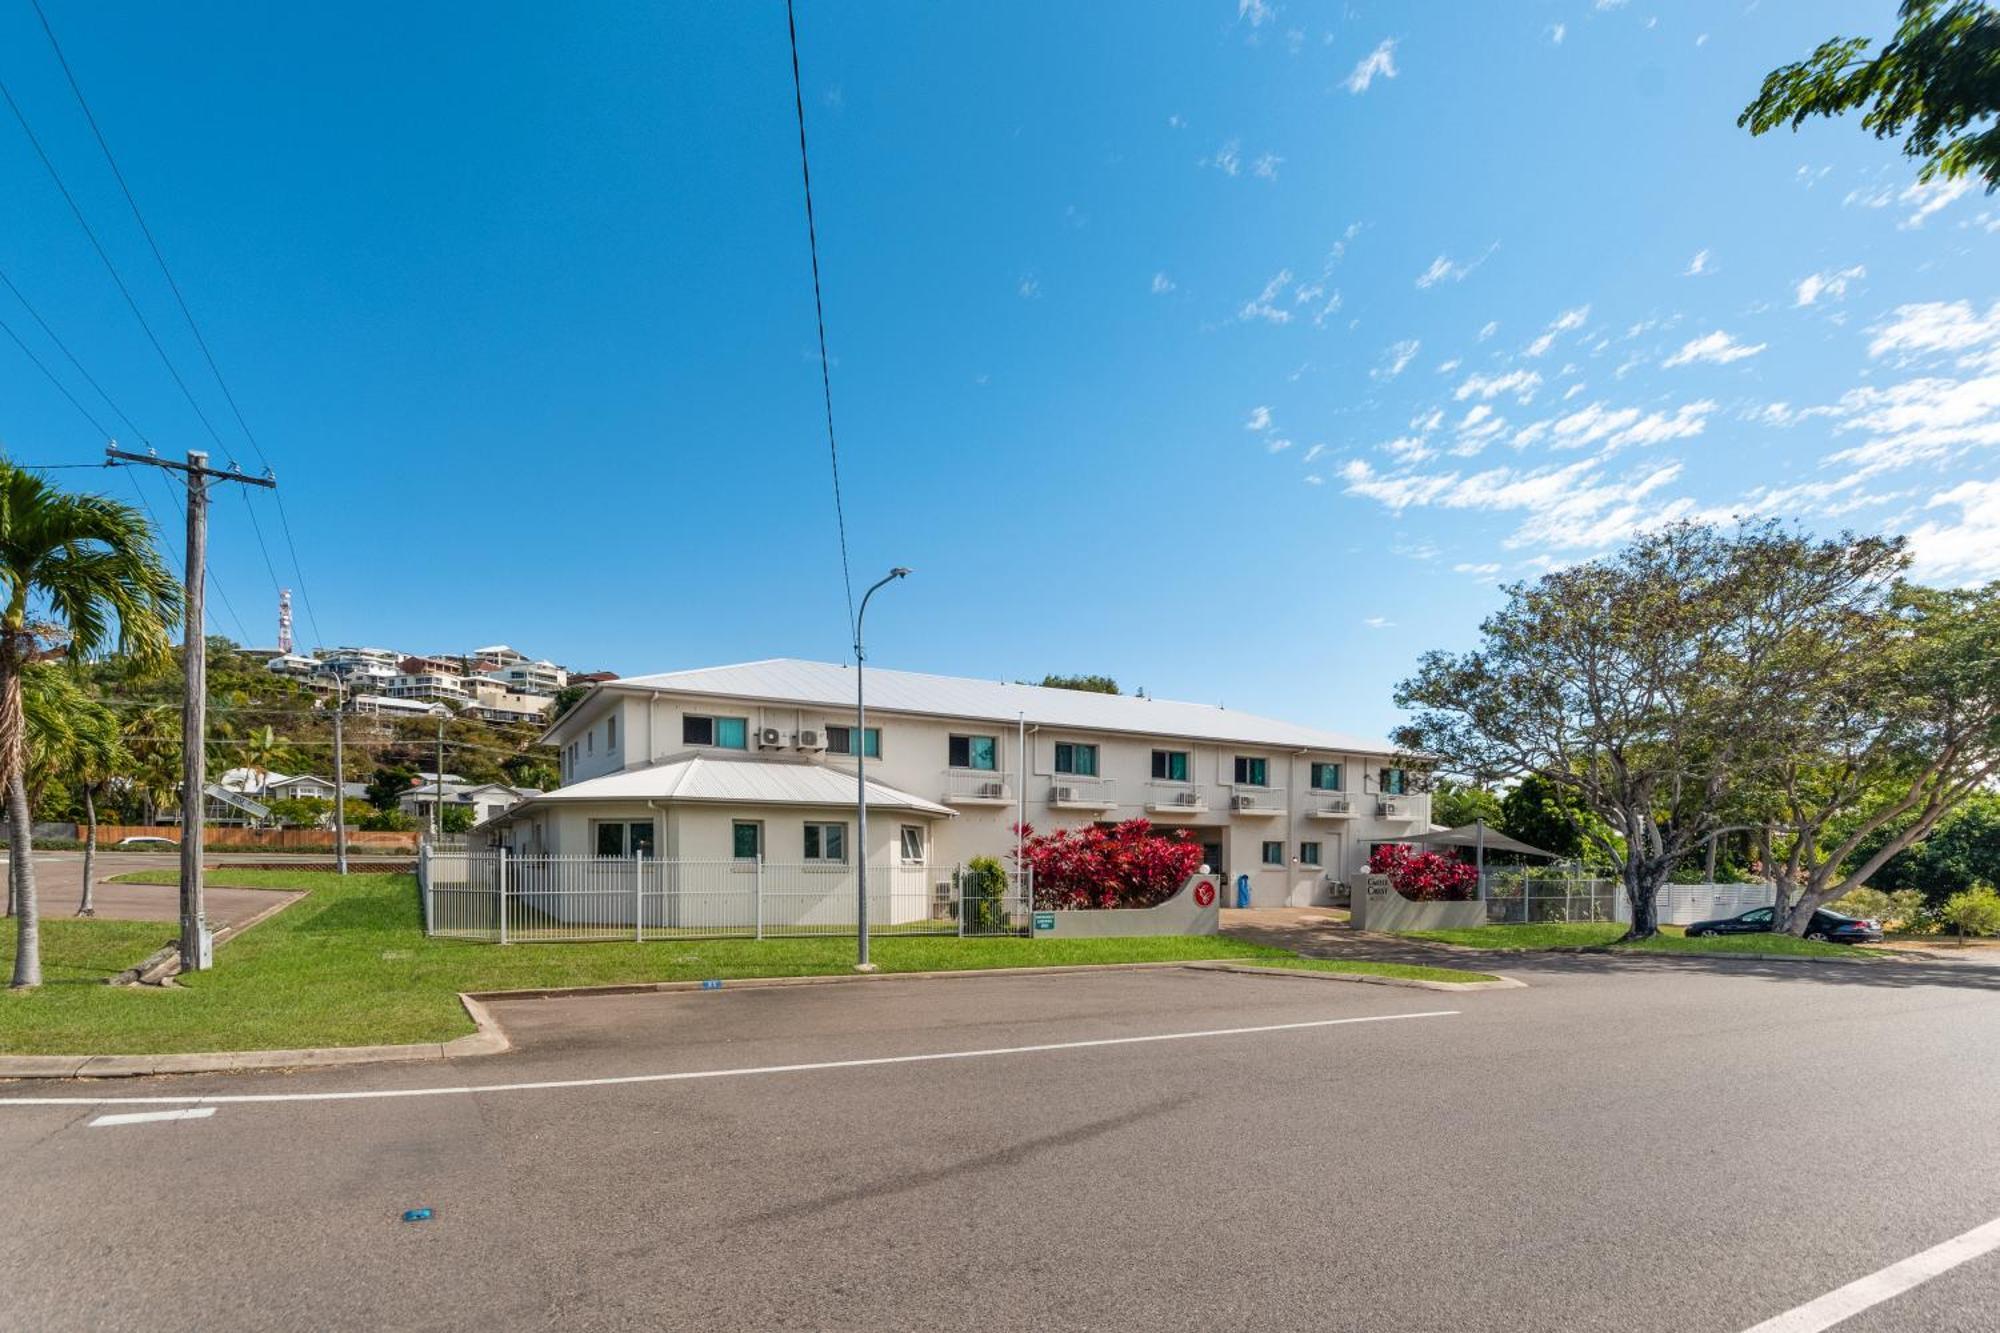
89, 1108, 217, 1127
1742, 1214, 2000, 1333
0, 1009, 1458, 1109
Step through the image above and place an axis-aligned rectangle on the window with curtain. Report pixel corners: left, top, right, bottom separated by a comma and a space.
1054, 742, 1098, 776
1151, 750, 1190, 782
948, 735, 998, 770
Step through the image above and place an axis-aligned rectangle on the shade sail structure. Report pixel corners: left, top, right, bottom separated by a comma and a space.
1414, 822, 1560, 860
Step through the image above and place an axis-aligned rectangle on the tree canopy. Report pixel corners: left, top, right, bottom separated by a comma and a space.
1740, 1, 2000, 191
1036, 674, 1121, 695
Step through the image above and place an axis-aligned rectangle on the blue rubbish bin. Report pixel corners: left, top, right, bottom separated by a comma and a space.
1235, 874, 1251, 909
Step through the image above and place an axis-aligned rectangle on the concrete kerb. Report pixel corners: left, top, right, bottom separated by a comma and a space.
0, 958, 1521, 1080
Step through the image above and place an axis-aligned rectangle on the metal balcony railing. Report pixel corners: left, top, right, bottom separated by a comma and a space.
941, 769, 1015, 804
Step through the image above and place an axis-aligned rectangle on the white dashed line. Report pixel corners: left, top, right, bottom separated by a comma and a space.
2, 1010, 1459, 1109
89, 1108, 217, 1128
1741, 1214, 2000, 1333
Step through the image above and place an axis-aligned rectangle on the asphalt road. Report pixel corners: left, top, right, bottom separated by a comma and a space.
2, 954, 1998, 1331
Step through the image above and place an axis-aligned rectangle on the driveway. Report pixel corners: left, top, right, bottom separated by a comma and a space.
1221, 905, 1492, 969
2, 961, 1998, 1329
1, 851, 291, 932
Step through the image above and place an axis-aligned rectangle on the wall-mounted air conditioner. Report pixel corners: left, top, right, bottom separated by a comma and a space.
1176, 789, 1202, 806
1231, 794, 1257, 811
980, 782, 1006, 800
796, 729, 824, 751
1052, 785, 1077, 803
756, 727, 786, 749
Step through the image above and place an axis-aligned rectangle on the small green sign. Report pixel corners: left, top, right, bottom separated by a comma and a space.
1032, 912, 1056, 931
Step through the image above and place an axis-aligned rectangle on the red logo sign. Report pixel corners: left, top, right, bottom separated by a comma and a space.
1194, 881, 1216, 908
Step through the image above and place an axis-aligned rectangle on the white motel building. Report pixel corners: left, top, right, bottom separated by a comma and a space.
477, 659, 1428, 908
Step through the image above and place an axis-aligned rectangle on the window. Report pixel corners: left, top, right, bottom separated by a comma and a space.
1151, 750, 1190, 782
684, 715, 749, 749
1234, 756, 1269, 787
948, 734, 998, 770
1310, 762, 1342, 792
1054, 742, 1099, 777
594, 820, 655, 857
1300, 841, 1322, 867
606, 716, 617, 750
585, 730, 593, 755
1381, 767, 1406, 795
826, 725, 881, 758
1261, 840, 1284, 867
731, 821, 762, 861
804, 822, 847, 863
899, 825, 925, 863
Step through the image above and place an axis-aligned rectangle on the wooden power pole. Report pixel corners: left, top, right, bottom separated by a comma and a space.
106, 445, 276, 972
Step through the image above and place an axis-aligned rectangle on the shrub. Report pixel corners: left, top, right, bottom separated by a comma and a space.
359, 808, 417, 833
1939, 884, 2000, 944
1014, 819, 1204, 910
959, 856, 1011, 931
1830, 887, 1930, 932
1368, 843, 1480, 901
440, 805, 476, 834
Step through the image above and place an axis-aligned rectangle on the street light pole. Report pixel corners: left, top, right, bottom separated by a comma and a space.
853, 566, 911, 972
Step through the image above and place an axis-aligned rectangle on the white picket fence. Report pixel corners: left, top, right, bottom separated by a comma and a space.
418, 845, 1029, 942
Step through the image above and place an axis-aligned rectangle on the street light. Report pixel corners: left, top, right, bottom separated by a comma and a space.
853, 566, 911, 972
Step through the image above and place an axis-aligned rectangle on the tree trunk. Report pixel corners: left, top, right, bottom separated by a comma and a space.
78, 786, 97, 917
8, 769, 39, 987
1619, 860, 1665, 940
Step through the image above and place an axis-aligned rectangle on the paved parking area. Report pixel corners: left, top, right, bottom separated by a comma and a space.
1, 958, 1997, 1330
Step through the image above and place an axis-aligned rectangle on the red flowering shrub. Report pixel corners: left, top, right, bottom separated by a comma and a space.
1368, 843, 1479, 901
1013, 819, 1205, 910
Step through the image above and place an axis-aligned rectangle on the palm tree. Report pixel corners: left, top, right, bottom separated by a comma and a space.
121, 703, 179, 824
71, 702, 123, 917
1, 464, 178, 988
235, 724, 292, 798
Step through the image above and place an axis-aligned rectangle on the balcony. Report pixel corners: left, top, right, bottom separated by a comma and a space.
941, 769, 1015, 805
1143, 783, 1210, 816
1302, 792, 1357, 819
1226, 787, 1286, 817
1048, 778, 1118, 812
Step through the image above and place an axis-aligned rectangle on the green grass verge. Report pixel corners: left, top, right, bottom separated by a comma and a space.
2, 870, 1497, 1056
1398, 922, 1882, 958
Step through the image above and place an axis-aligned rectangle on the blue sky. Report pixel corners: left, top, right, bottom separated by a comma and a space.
1, 1, 1995, 740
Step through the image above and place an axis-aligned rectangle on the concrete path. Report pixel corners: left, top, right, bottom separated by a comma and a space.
2, 961, 1998, 1330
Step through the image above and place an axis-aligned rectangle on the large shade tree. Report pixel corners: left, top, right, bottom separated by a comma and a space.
1395, 524, 1912, 939
1740, 1, 2000, 191
0, 464, 178, 987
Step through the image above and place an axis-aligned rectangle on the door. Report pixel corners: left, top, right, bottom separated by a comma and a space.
1202, 841, 1225, 882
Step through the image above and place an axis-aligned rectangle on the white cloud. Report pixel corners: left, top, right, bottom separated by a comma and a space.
1455, 369, 1543, 403
1900, 176, 1971, 229
1253, 153, 1284, 180
1017, 275, 1041, 300
1372, 338, 1421, 380
1662, 330, 1766, 368
1477, 320, 1499, 342
1683, 249, 1712, 277
1414, 244, 1496, 290
1344, 39, 1399, 94
1524, 305, 1590, 357
1239, 268, 1295, 324
1151, 272, 1176, 294
1548, 22, 1566, 45
1266, 436, 1294, 454
1795, 264, 1865, 307
1208, 139, 1242, 176
1454, 562, 1502, 579
1436, 357, 1462, 374
1339, 455, 1694, 551
1244, 405, 1273, 431
1868, 300, 2000, 366
1239, 0, 1275, 26
1907, 478, 2000, 584
1166, 114, 1185, 129
1363, 616, 1394, 629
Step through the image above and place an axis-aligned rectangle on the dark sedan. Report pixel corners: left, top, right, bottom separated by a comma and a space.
1684, 905, 1883, 943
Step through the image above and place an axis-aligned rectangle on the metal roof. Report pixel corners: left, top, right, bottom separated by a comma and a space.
578, 658, 1398, 754
489, 752, 954, 821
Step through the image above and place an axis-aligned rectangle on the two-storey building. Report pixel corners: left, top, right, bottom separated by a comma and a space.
479, 659, 1425, 908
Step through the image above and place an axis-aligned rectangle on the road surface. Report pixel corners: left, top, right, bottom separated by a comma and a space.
2, 953, 1997, 1330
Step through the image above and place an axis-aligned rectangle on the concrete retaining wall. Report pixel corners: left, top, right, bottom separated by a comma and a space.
1352, 875, 1486, 932
1032, 875, 1220, 939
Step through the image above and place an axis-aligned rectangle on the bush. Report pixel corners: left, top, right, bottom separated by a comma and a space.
359, 808, 417, 833
1830, 887, 1931, 932
440, 805, 476, 834
1368, 843, 1480, 901
1014, 819, 1204, 910
959, 856, 1011, 931
1939, 884, 2000, 944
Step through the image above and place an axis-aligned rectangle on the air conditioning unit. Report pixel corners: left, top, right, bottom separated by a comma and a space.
1231, 794, 1258, 811
1324, 796, 1350, 814
756, 726, 785, 749
1378, 798, 1404, 817
979, 781, 1006, 799
796, 729, 824, 751
1176, 789, 1202, 807
1052, 785, 1077, 804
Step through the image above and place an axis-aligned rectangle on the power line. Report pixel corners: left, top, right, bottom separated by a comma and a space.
784, 0, 856, 637
27, 0, 328, 652
0, 313, 112, 438
0, 264, 151, 442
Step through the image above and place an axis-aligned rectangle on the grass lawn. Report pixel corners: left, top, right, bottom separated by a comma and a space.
1399, 921, 1883, 958
0, 870, 1499, 1055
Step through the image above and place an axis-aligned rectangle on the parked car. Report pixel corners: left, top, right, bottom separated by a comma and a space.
1685, 905, 1882, 943
113, 835, 178, 848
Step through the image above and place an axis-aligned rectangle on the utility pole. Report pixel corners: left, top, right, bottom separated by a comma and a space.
107, 445, 275, 972
332, 676, 348, 876
434, 712, 445, 839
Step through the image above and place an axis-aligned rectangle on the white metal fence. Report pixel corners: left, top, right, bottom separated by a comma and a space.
1650, 881, 1776, 926
1482, 870, 1620, 924
419, 845, 1030, 943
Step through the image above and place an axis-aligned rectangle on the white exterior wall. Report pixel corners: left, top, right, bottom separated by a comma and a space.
547, 688, 1427, 906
